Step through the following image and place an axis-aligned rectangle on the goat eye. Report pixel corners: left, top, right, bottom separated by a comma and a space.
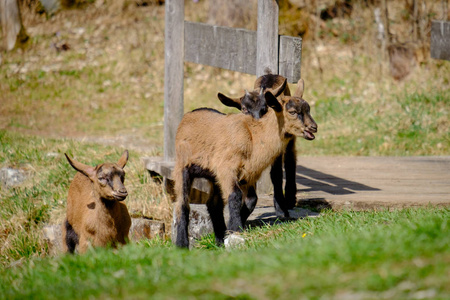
289, 111, 296, 115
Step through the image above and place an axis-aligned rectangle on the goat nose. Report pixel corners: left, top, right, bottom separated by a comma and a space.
118, 188, 127, 194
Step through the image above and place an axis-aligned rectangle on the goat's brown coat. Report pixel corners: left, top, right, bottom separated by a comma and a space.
62, 151, 131, 253
173, 80, 317, 247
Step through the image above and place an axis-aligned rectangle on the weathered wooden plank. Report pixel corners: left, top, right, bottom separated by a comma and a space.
1, 0, 27, 51
163, 0, 185, 161
431, 20, 450, 61
256, 0, 279, 76
185, 21, 257, 75
279, 35, 302, 83
291, 156, 450, 209
255, 0, 279, 195
185, 22, 302, 82
146, 155, 450, 209
142, 156, 211, 194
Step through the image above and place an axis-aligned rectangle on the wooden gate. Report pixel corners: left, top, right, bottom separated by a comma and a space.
145, 0, 303, 196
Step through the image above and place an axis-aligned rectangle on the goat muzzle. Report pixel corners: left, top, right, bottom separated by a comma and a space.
113, 190, 128, 201
304, 130, 315, 141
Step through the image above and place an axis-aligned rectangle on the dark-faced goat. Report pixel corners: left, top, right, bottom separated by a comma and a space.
173, 80, 317, 248
62, 151, 131, 254
218, 75, 314, 217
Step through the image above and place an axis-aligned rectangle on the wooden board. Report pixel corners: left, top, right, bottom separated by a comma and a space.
286, 156, 450, 210
163, 0, 185, 160
185, 21, 257, 75
145, 156, 450, 210
184, 22, 302, 83
431, 20, 450, 61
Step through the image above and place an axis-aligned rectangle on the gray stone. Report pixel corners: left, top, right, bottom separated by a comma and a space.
171, 204, 214, 247
43, 217, 166, 254
224, 234, 246, 250
0, 167, 27, 187
171, 203, 320, 248
39, 0, 60, 14
129, 218, 165, 241
43, 224, 63, 255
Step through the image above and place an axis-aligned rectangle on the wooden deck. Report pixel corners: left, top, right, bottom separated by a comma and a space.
258, 156, 450, 210
144, 156, 450, 211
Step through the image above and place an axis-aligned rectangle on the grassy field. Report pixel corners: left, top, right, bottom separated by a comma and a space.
1, 207, 449, 299
0, 1, 448, 155
0, 1, 449, 298
0, 130, 172, 267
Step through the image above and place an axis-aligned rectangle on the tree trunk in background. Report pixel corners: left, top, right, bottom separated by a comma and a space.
0, 0, 28, 51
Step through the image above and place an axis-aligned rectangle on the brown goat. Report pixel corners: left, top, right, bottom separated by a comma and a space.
173, 79, 317, 248
62, 151, 131, 254
218, 74, 312, 218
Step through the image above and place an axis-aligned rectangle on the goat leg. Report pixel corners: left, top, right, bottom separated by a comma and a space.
240, 185, 258, 224
206, 184, 226, 246
270, 154, 290, 218
284, 139, 297, 210
227, 183, 244, 233
174, 167, 192, 248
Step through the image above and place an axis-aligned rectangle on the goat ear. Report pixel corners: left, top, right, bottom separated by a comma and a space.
253, 76, 263, 89
265, 91, 282, 113
217, 93, 242, 110
272, 77, 288, 98
293, 78, 304, 98
64, 154, 96, 180
117, 150, 129, 169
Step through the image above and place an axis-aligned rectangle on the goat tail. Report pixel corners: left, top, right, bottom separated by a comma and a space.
64, 219, 79, 254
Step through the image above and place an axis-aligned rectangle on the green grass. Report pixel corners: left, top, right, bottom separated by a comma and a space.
0, 3, 449, 299
0, 130, 170, 267
1, 2, 448, 156
299, 90, 450, 156
1, 208, 448, 299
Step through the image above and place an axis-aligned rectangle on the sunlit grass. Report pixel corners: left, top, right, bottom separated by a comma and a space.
0, 207, 448, 299
0, 2, 449, 297
0, 130, 171, 267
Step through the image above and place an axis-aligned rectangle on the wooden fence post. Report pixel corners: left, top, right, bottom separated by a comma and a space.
256, 0, 279, 75
431, 20, 450, 61
256, 0, 279, 195
163, 0, 185, 161
1, 0, 28, 51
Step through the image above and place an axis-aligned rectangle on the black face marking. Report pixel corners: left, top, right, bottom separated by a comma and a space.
97, 166, 125, 190
241, 91, 269, 119
286, 99, 300, 111
286, 98, 311, 121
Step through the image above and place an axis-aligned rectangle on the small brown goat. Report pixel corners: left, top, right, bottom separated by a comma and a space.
218, 74, 306, 217
62, 151, 131, 254
173, 79, 317, 248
